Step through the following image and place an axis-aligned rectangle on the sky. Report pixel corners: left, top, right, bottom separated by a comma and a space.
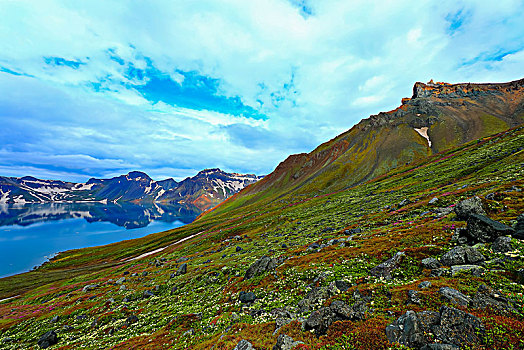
0, 0, 523, 182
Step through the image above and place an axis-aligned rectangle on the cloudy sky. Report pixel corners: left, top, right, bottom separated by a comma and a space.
0, 0, 523, 182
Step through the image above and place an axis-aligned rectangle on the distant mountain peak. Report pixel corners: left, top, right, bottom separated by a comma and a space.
126, 171, 151, 180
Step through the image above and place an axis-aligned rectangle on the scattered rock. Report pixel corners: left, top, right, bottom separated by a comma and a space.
176, 263, 187, 275
50, 315, 59, 323
236, 246, 243, 252
430, 268, 450, 277
333, 280, 351, 292
386, 306, 483, 349
82, 284, 99, 292
298, 284, 338, 313
450, 265, 484, 277
143, 290, 154, 298
37, 330, 58, 349
244, 256, 284, 280
176, 257, 189, 263
369, 251, 404, 280
454, 196, 486, 220
472, 284, 516, 314
421, 257, 441, 269
514, 213, 524, 238
439, 287, 471, 307
125, 315, 139, 325
465, 214, 515, 243
239, 291, 256, 303
272, 334, 304, 350
115, 277, 126, 285
406, 290, 421, 305
418, 281, 432, 289
303, 299, 367, 335
271, 308, 295, 333
234, 339, 254, 350
492, 236, 513, 253
440, 246, 485, 266
429, 197, 439, 204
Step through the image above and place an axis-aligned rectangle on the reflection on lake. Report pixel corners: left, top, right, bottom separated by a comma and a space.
0, 202, 198, 278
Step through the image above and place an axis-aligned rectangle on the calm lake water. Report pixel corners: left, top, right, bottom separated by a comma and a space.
0, 202, 197, 278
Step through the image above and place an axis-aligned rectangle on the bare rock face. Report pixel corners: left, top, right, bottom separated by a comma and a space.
234, 339, 254, 350
303, 299, 367, 336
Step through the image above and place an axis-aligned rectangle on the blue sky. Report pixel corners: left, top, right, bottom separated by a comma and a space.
0, 0, 523, 182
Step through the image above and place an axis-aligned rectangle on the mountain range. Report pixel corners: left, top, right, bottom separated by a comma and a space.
0, 168, 263, 211
1, 78, 523, 350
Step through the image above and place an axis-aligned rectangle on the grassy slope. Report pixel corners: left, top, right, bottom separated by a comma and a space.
0, 125, 523, 349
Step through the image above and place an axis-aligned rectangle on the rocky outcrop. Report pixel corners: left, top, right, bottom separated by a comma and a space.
386, 306, 484, 349
234, 340, 254, 350
440, 246, 484, 266
454, 197, 486, 220
465, 214, 515, 243
37, 331, 58, 349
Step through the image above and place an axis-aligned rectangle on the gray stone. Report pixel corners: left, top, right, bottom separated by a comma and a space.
406, 290, 421, 305
465, 214, 515, 243
271, 308, 294, 332
115, 277, 126, 285
515, 213, 524, 238
418, 281, 432, 289
439, 287, 471, 307
234, 339, 254, 350
176, 263, 187, 275
422, 257, 441, 269
369, 251, 404, 280
244, 256, 284, 280
450, 265, 484, 277
37, 331, 58, 348
239, 291, 256, 303
472, 284, 517, 314
454, 196, 486, 220
272, 334, 303, 350
82, 284, 99, 292
429, 197, 439, 204
440, 246, 485, 266
303, 299, 367, 336
492, 236, 513, 253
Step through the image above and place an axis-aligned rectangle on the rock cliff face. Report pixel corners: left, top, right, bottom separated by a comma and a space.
226, 78, 524, 207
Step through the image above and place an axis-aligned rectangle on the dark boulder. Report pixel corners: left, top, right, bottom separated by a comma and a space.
239, 291, 256, 303
406, 290, 421, 305
439, 287, 471, 307
244, 256, 284, 280
303, 299, 367, 336
126, 315, 139, 325
454, 196, 486, 220
465, 214, 515, 243
515, 213, 524, 238
491, 236, 513, 253
272, 334, 304, 350
369, 251, 404, 280
37, 331, 58, 349
234, 339, 254, 350
440, 246, 484, 266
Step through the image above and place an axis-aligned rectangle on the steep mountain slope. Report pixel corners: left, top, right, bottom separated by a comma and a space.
223, 78, 524, 211
0, 169, 262, 211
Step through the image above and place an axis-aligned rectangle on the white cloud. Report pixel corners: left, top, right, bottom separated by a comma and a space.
0, 0, 523, 180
